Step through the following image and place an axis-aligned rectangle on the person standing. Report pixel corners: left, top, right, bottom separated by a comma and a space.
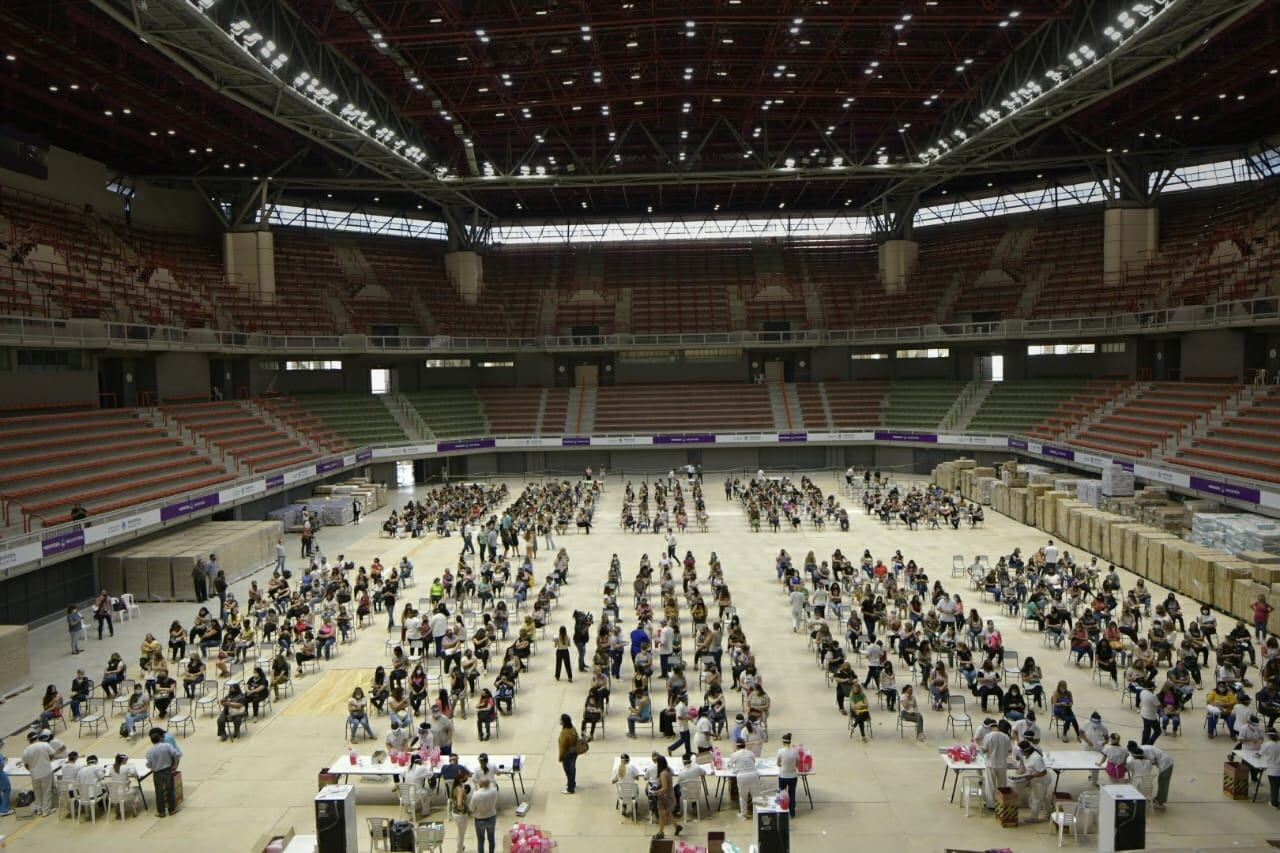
145, 727, 181, 817
352, 498, 361, 525
553, 627, 573, 683
93, 590, 115, 640
557, 714, 581, 794
20, 732, 56, 816
192, 559, 208, 603
66, 605, 85, 654
214, 571, 229, 621
448, 767, 473, 853
205, 554, 220, 599
1138, 686, 1162, 746
775, 733, 799, 819
0, 737, 11, 817
459, 521, 472, 556
980, 720, 1013, 809
468, 776, 499, 853
1259, 729, 1280, 809
1127, 741, 1174, 810
1017, 740, 1052, 823
726, 738, 759, 819
658, 620, 675, 679
666, 531, 677, 560
275, 539, 286, 574
667, 700, 692, 761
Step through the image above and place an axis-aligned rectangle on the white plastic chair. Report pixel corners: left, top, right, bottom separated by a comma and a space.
679, 778, 706, 821
106, 779, 135, 820
414, 822, 445, 853
615, 780, 640, 822
960, 772, 984, 817
168, 698, 196, 737
119, 593, 141, 621
367, 816, 391, 852
73, 780, 108, 824
55, 778, 75, 819
1050, 798, 1083, 846
397, 782, 421, 820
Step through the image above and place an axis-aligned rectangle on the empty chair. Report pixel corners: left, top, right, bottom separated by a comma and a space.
945, 696, 973, 738
119, 593, 141, 620
167, 698, 196, 737
397, 782, 422, 820
679, 778, 706, 821
78, 697, 106, 738
951, 555, 965, 577
367, 816, 391, 852
195, 680, 220, 716
960, 772, 985, 818
1050, 797, 1084, 846
414, 822, 446, 852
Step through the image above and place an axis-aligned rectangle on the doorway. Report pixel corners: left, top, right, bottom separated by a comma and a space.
977, 355, 1004, 383
370, 368, 391, 395
574, 364, 600, 386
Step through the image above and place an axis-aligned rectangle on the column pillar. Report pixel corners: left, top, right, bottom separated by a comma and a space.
445, 251, 483, 306
1103, 204, 1158, 284
879, 239, 919, 294
222, 229, 275, 300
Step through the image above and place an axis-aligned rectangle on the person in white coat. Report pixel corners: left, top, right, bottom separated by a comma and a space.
1014, 741, 1051, 822
980, 720, 1013, 809
725, 740, 759, 819
788, 587, 807, 633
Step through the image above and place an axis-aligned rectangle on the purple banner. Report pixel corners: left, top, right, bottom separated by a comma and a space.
355, 450, 373, 463
1042, 445, 1075, 461
1188, 476, 1261, 505
1114, 460, 1134, 472
315, 458, 344, 475
437, 438, 497, 453
778, 432, 808, 443
42, 528, 85, 558
1007, 438, 1029, 450
561, 436, 591, 446
159, 492, 221, 522
266, 473, 285, 490
652, 434, 717, 445
873, 430, 938, 444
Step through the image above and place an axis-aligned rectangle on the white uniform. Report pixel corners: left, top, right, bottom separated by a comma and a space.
1019, 751, 1051, 820
726, 748, 759, 816
980, 730, 1012, 808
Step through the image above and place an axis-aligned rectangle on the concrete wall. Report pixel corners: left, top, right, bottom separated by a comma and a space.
1180, 329, 1245, 380
0, 359, 98, 405
0, 145, 217, 234
155, 352, 211, 401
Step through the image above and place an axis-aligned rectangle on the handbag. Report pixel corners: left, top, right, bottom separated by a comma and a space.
575, 738, 590, 755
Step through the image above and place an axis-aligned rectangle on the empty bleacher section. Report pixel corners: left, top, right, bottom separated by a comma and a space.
1070, 381, 1241, 457
1026, 212, 1123, 317
784, 241, 878, 330
1171, 387, 1280, 483
881, 380, 966, 429
966, 379, 1088, 434
793, 381, 888, 429
252, 235, 349, 335
290, 394, 409, 445
257, 396, 353, 453
404, 389, 488, 438
161, 401, 319, 472
0, 407, 232, 528
605, 244, 741, 334
593, 384, 773, 433
1132, 184, 1280, 308
477, 388, 545, 435
1026, 380, 1131, 442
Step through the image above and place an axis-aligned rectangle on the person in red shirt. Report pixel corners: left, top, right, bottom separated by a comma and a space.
1254, 594, 1275, 643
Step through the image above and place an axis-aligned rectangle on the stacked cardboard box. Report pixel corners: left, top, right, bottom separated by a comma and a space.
0, 625, 31, 700
98, 520, 282, 602
1101, 465, 1135, 497
1189, 513, 1280, 554
1076, 481, 1102, 508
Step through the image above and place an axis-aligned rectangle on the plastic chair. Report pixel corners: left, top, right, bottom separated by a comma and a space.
960, 772, 984, 817
106, 779, 135, 820
74, 780, 108, 824
1050, 798, 1083, 846
679, 778, 707, 821
55, 777, 75, 819
414, 822, 445, 852
945, 696, 973, 738
397, 782, 421, 820
110, 680, 135, 717
367, 816, 391, 852
615, 780, 640, 822
119, 593, 141, 621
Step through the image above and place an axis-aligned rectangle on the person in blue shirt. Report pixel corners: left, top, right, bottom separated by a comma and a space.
630, 625, 650, 662
0, 736, 12, 816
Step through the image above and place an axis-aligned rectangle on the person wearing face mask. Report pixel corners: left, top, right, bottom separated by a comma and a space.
430, 703, 455, 755
1014, 740, 1051, 823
